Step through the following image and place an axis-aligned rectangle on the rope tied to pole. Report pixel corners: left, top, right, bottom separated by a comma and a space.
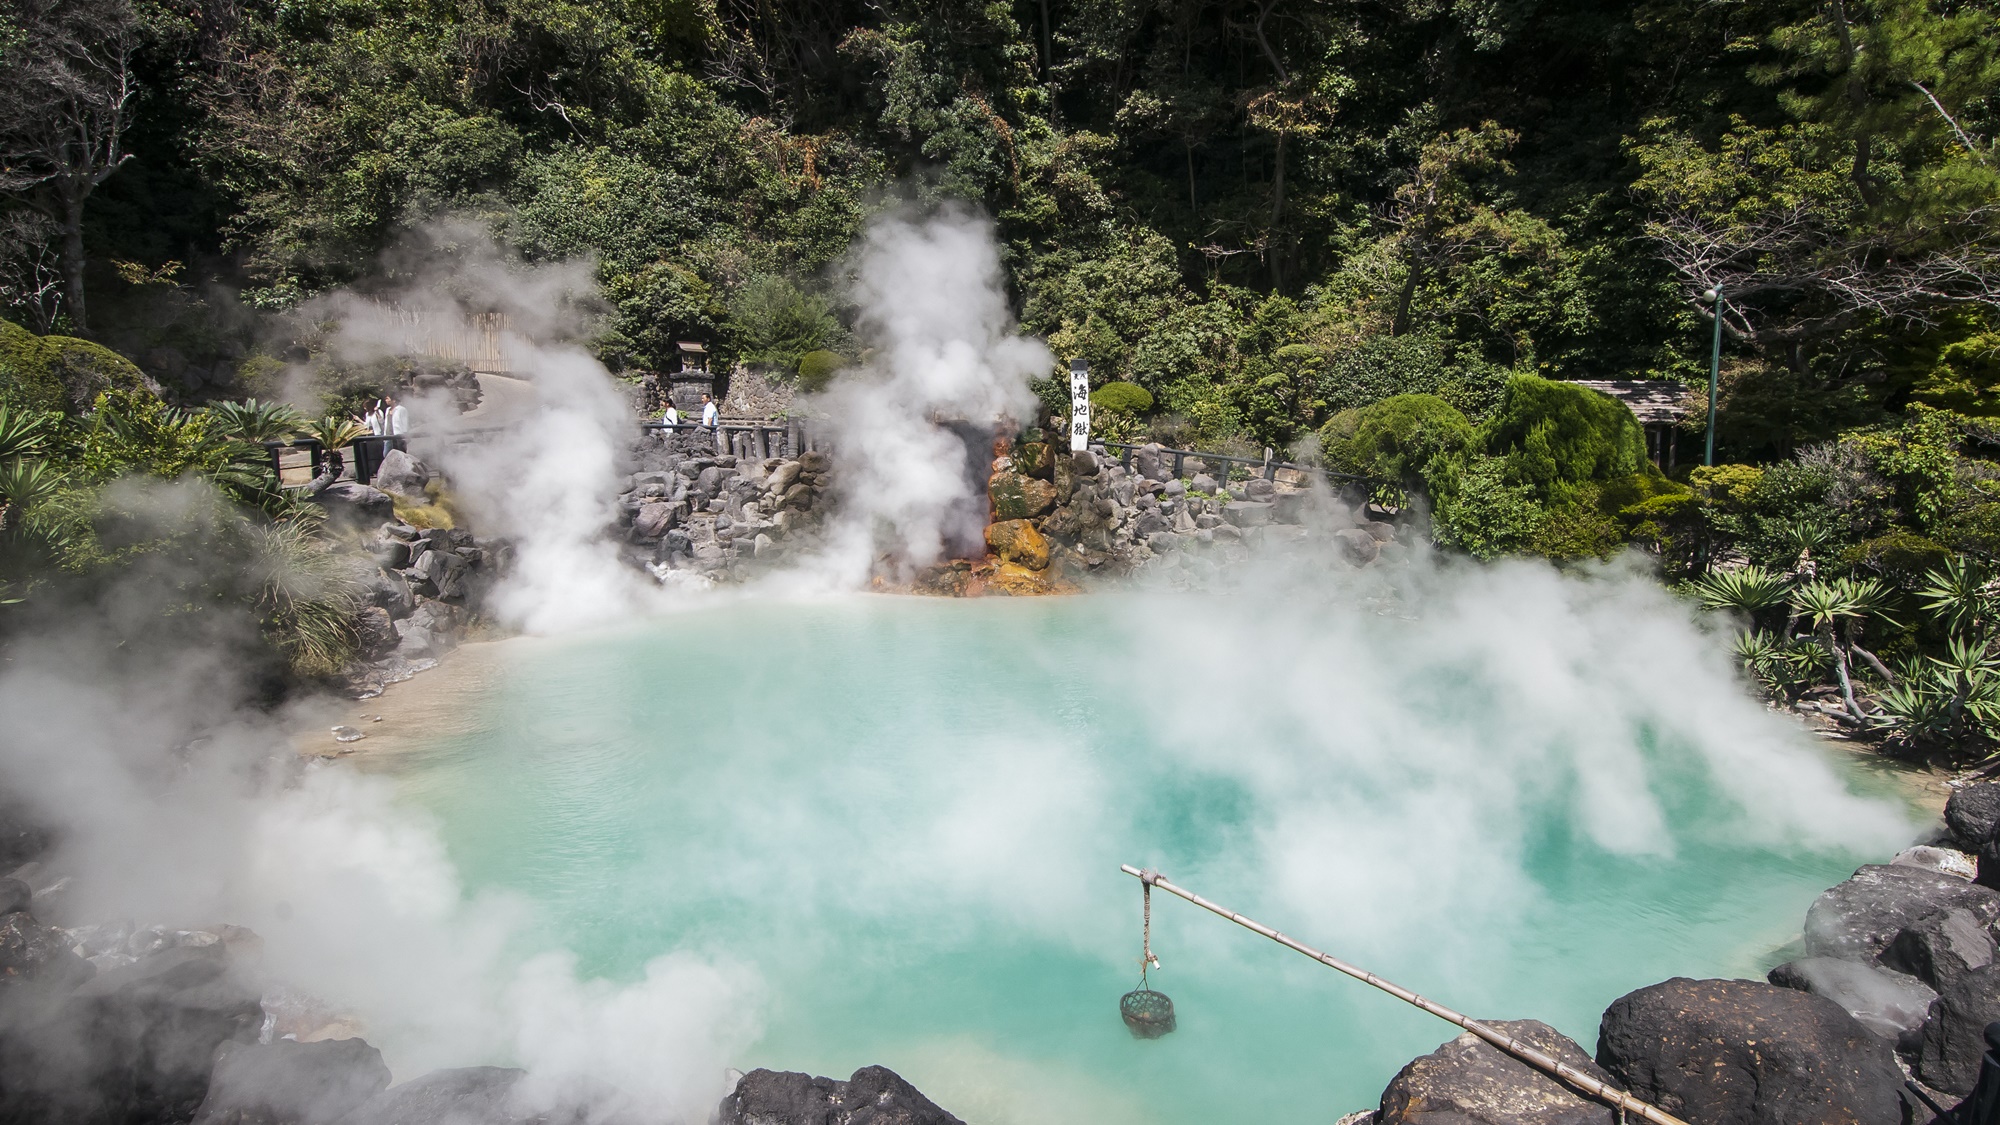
1118, 864, 1690, 1125
1120, 869, 1176, 1038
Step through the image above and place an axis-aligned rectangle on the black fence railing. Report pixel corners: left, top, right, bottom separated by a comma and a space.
639, 420, 826, 462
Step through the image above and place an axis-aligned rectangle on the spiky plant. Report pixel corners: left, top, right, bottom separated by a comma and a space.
301, 413, 367, 450
1691, 565, 1791, 619
205, 399, 307, 444
248, 518, 362, 676
0, 405, 58, 461
1790, 577, 1900, 722
1917, 557, 1996, 639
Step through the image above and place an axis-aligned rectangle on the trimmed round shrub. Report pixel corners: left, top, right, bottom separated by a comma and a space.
0, 319, 154, 413
1321, 393, 1476, 488
1483, 375, 1648, 500
796, 349, 845, 393
1090, 381, 1154, 416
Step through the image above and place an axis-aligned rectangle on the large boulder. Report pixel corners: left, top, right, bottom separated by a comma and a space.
989, 472, 1058, 521
339, 1067, 552, 1125
310, 482, 395, 524
1918, 964, 2000, 1094
633, 501, 678, 540
0, 909, 94, 989
1223, 501, 1272, 528
1012, 441, 1053, 481
1336, 527, 1382, 565
1947, 783, 2000, 852
718, 1065, 965, 1125
192, 1038, 391, 1125
1805, 864, 2000, 962
1596, 978, 1906, 1125
1376, 1019, 1615, 1125
0, 318, 156, 413
0, 801, 49, 869
1882, 907, 1998, 995
1767, 957, 1936, 1047
371, 450, 430, 500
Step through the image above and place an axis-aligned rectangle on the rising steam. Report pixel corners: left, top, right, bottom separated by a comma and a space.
807, 208, 1051, 585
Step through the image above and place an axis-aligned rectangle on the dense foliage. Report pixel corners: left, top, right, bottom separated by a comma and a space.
3, 0, 2000, 729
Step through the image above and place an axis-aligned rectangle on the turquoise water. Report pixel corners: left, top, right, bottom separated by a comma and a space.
381, 591, 1912, 1125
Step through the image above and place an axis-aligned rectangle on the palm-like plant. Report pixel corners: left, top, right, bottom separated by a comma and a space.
0, 458, 62, 533
0, 405, 58, 461
1790, 577, 1899, 722
1917, 557, 1995, 639
1692, 566, 1791, 620
1876, 637, 2000, 749
300, 413, 367, 451
205, 399, 307, 444
249, 518, 362, 676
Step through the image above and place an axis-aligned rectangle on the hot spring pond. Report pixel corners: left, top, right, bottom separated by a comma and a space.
377, 590, 1914, 1125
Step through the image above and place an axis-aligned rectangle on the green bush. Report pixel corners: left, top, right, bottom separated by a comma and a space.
1321, 333, 1511, 419
1090, 381, 1154, 416
1320, 394, 1475, 492
796, 349, 846, 393
0, 319, 154, 414
1483, 375, 1648, 501
726, 276, 844, 374
1431, 455, 1544, 559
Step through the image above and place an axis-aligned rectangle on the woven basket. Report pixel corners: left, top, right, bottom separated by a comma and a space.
1120, 988, 1177, 1039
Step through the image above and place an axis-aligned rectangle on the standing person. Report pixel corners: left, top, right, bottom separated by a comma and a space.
700, 393, 719, 431
364, 399, 387, 436
385, 393, 411, 437
661, 402, 681, 427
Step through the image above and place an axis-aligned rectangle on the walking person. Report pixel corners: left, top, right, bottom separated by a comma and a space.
700, 393, 719, 431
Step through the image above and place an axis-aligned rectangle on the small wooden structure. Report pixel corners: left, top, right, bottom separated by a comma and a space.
1565, 379, 1691, 471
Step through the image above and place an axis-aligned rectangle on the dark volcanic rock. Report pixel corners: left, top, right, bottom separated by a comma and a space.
1596, 977, 1906, 1125
193, 1038, 391, 1125
0, 909, 93, 988
340, 1067, 552, 1125
310, 482, 394, 523
1376, 1019, 1614, 1125
0, 802, 49, 869
1805, 864, 2000, 962
0, 878, 30, 916
718, 1065, 965, 1125
1767, 956, 1936, 1047
1947, 782, 2000, 851
1882, 907, 1998, 995
1919, 963, 2000, 1094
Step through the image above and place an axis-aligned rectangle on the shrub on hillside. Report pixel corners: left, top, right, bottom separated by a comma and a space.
1090, 381, 1154, 416
1484, 375, 1648, 501
796, 349, 845, 393
1321, 394, 1475, 494
0, 320, 155, 414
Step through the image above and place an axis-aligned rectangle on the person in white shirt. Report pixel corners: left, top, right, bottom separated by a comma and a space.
385, 393, 410, 436
661, 403, 681, 427
700, 394, 719, 430
364, 399, 387, 436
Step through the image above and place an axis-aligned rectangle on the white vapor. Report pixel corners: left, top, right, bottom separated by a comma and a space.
805, 208, 1050, 586
313, 244, 657, 634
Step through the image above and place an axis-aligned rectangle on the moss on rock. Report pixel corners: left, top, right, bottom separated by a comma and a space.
0, 319, 155, 414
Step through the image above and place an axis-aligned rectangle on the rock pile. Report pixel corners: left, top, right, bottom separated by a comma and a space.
620, 449, 835, 576
718, 1065, 965, 1125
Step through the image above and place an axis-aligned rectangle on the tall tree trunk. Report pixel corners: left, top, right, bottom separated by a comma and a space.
1269, 132, 1286, 289
1824, 623, 1863, 721
1391, 262, 1423, 336
61, 189, 88, 333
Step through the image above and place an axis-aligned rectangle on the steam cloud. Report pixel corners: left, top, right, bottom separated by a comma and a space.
807, 208, 1051, 586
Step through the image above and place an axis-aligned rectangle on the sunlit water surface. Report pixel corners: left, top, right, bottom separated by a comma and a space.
378, 594, 1910, 1125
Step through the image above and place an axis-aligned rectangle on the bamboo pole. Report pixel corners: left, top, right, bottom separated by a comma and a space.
1118, 865, 1690, 1125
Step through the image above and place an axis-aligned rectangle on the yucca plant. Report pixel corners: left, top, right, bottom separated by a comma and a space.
1732, 629, 1829, 701
1875, 637, 2000, 750
0, 458, 62, 534
0, 405, 58, 461
1691, 565, 1791, 622
205, 398, 307, 444
1917, 557, 1996, 640
1790, 576, 1899, 723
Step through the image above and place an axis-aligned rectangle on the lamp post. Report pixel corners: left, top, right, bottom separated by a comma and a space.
1703, 286, 1723, 466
